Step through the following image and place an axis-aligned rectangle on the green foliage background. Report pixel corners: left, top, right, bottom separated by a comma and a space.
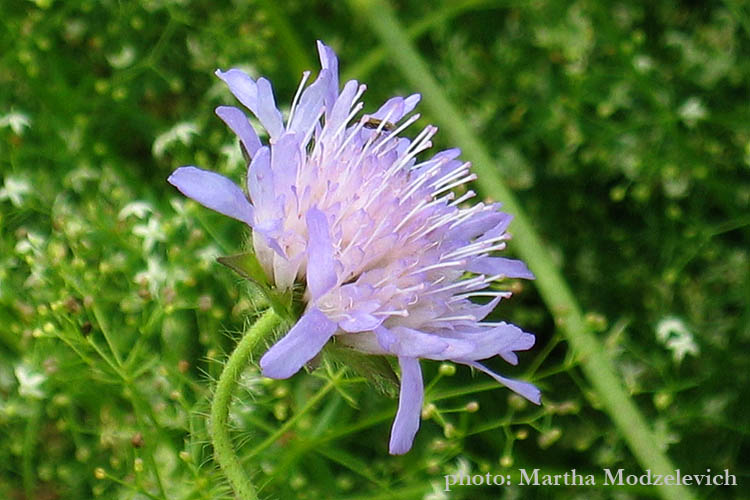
1, 0, 748, 499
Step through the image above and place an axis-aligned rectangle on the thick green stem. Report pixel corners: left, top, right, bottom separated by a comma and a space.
210, 309, 283, 500
348, 2, 695, 500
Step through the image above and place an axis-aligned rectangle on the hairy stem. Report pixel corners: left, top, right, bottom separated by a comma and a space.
210, 308, 283, 500
349, 2, 695, 500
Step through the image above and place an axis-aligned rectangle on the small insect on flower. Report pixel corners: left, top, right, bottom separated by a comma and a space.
168, 41, 540, 455
362, 116, 396, 132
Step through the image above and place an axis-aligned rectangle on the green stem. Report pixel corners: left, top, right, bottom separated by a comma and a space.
349, 2, 695, 500
210, 308, 283, 500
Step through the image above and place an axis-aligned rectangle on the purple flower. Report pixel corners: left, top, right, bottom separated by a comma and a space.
169, 42, 540, 455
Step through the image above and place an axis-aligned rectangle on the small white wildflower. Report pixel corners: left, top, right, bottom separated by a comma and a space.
453, 458, 471, 478
656, 317, 689, 343
633, 54, 654, 73
15, 239, 33, 254
168, 198, 193, 227
424, 481, 450, 500
153, 122, 199, 158
15, 364, 46, 399
196, 245, 221, 268
656, 317, 699, 364
0, 176, 32, 207
14, 231, 45, 255
665, 334, 699, 364
678, 97, 707, 128
107, 45, 136, 69
119, 201, 154, 220
133, 217, 166, 252
0, 112, 31, 135
65, 166, 98, 191
135, 257, 168, 295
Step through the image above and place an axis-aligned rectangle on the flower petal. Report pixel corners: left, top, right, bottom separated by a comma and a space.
450, 206, 511, 241
326, 80, 361, 136
247, 146, 275, 208
255, 77, 284, 139
215, 69, 258, 110
215, 106, 262, 158
271, 133, 302, 196
260, 307, 337, 379
467, 257, 534, 280
461, 360, 541, 405
451, 322, 536, 361
338, 309, 382, 332
389, 356, 424, 455
316, 41, 340, 114
402, 93, 421, 116
306, 208, 338, 299
372, 93, 421, 123
215, 69, 284, 140
464, 296, 503, 323
375, 326, 474, 359
289, 69, 330, 137
167, 166, 254, 225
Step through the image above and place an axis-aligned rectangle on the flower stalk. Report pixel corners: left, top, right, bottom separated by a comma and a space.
209, 308, 284, 500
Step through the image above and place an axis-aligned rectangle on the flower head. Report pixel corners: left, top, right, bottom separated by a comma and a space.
169, 42, 540, 454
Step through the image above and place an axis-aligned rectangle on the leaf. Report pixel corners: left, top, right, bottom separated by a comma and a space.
217, 252, 294, 320
324, 343, 399, 398
217, 251, 269, 286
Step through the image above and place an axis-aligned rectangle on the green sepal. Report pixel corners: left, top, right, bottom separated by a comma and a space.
217, 252, 293, 321
324, 343, 399, 398
217, 252, 269, 286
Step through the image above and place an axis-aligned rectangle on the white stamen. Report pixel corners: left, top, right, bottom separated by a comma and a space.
449, 291, 511, 302
332, 101, 365, 150
287, 71, 311, 127
428, 162, 470, 190
374, 309, 409, 317
393, 198, 428, 232
408, 259, 466, 276
432, 174, 477, 197
431, 315, 477, 323
449, 190, 476, 206
446, 204, 486, 230
443, 236, 508, 259
424, 275, 486, 296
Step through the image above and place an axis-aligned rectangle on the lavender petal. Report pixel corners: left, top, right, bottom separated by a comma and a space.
306, 207, 338, 299
316, 41, 340, 114
389, 357, 424, 455
215, 69, 258, 111
255, 78, 284, 139
467, 257, 535, 280
168, 166, 254, 226
271, 133, 301, 196
215, 106, 262, 158
451, 322, 536, 361
259, 307, 337, 379
289, 69, 331, 137
247, 146, 275, 208
462, 360, 541, 405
